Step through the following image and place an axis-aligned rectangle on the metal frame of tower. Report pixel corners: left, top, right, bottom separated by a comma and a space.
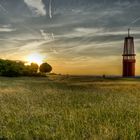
122, 29, 136, 77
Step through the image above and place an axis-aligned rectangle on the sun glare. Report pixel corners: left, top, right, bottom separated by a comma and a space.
27, 53, 44, 65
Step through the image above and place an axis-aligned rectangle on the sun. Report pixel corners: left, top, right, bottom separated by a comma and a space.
27, 53, 44, 65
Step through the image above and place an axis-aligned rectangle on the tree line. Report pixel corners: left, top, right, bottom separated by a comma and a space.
0, 59, 52, 77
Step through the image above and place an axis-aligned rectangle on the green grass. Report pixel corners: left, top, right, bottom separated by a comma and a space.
0, 76, 140, 140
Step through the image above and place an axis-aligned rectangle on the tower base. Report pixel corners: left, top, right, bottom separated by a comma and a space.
123, 60, 135, 77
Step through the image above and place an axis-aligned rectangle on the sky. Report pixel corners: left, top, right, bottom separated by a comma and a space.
0, 0, 140, 75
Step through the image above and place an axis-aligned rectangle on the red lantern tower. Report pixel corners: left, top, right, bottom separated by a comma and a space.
123, 29, 136, 77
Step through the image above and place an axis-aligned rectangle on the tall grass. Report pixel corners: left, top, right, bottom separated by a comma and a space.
0, 76, 140, 139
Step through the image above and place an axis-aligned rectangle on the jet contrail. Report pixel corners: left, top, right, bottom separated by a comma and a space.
128, 17, 140, 28
0, 1, 52, 41
0, 3, 8, 14
0, 1, 41, 38
130, 17, 140, 26
49, 0, 52, 19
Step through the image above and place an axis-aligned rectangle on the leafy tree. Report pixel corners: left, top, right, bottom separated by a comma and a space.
0, 59, 52, 77
0, 60, 24, 77
30, 63, 39, 73
39, 63, 52, 73
23, 63, 39, 76
22, 65, 32, 76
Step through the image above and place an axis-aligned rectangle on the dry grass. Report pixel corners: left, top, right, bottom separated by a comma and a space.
0, 76, 140, 140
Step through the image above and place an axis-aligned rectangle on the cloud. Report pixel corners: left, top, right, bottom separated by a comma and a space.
49, 0, 52, 18
0, 0, 140, 74
19, 40, 47, 52
40, 29, 54, 41
0, 25, 16, 32
24, 0, 46, 16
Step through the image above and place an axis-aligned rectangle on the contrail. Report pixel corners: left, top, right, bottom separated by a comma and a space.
128, 17, 140, 27
49, 0, 52, 19
0, 1, 51, 41
0, 3, 8, 14
0, 1, 41, 38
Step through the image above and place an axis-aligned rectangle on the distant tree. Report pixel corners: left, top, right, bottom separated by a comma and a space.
103, 74, 106, 78
30, 63, 39, 73
0, 59, 52, 77
22, 65, 32, 76
0, 60, 24, 77
23, 63, 39, 76
39, 63, 52, 73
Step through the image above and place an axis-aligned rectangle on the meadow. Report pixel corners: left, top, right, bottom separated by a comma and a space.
0, 76, 140, 140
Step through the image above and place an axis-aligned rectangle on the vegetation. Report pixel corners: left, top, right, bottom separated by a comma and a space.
0, 76, 139, 139
0, 59, 52, 77
39, 63, 52, 74
30, 63, 39, 74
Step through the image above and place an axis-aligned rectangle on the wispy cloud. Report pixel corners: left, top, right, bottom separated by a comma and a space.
0, 0, 140, 74
49, 0, 52, 18
24, 0, 46, 16
19, 40, 47, 52
40, 30, 54, 41
0, 25, 16, 32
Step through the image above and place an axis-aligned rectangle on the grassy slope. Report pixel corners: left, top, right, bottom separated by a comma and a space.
0, 76, 140, 140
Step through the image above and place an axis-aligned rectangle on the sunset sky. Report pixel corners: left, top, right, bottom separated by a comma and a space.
0, 0, 140, 75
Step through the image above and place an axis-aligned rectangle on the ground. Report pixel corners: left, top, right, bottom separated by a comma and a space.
0, 76, 140, 140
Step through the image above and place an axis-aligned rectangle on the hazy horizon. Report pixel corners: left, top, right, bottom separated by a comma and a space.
0, 0, 140, 75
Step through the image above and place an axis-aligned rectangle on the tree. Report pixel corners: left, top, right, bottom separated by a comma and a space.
0, 59, 52, 77
30, 63, 39, 73
23, 63, 39, 76
0, 60, 25, 77
39, 63, 52, 73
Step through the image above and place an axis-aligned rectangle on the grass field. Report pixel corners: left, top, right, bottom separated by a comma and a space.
0, 76, 140, 140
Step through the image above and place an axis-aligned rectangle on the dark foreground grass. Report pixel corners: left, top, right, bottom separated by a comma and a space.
0, 76, 140, 140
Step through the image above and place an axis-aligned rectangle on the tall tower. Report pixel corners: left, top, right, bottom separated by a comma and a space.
122, 29, 136, 77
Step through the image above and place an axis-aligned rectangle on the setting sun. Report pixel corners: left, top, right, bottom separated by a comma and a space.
27, 53, 44, 65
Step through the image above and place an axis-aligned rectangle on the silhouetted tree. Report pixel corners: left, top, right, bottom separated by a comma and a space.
39, 63, 52, 73
0, 59, 52, 77
23, 63, 39, 76
22, 65, 32, 76
30, 63, 39, 73
0, 60, 25, 77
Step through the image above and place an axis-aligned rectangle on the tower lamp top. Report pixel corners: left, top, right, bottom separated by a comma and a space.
128, 28, 130, 37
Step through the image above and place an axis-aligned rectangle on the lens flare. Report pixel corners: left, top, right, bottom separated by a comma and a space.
27, 53, 44, 65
